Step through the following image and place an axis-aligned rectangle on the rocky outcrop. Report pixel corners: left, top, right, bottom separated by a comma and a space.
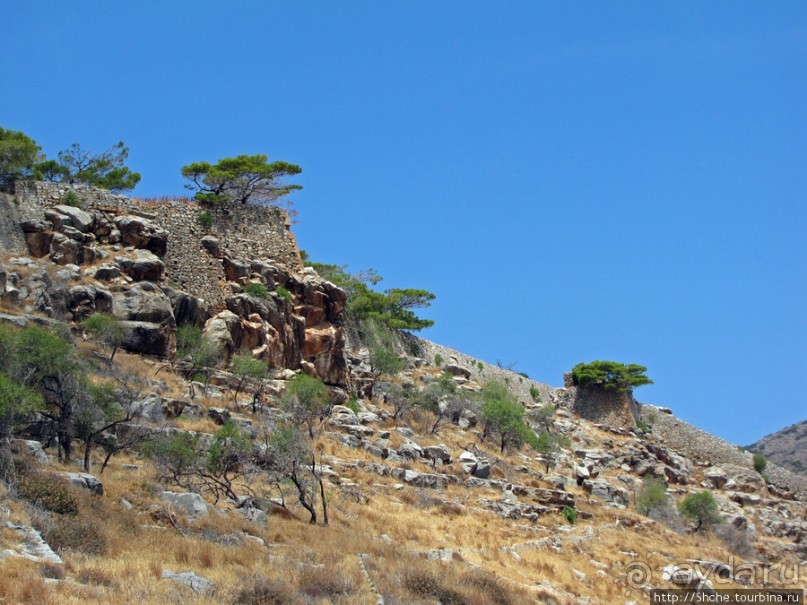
2, 183, 351, 386
114, 214, 168, 256
116, 250, 165, 282
113, 282, 175, 333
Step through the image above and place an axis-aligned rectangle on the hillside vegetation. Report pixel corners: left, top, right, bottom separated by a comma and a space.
0, 166, 803, 603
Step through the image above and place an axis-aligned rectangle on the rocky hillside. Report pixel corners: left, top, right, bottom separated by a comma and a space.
748, 420, 807, 476
0, 183, 804, 604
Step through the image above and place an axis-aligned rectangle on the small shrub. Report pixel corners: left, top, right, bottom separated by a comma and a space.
561, 505, 578, 525
434, 353, 444, 367
370, 345, 404, 377
752, 452, 767, 474
714, 523, 756, 559
197, 211, 213, 228
17, 473, 78, 515
298, 565, 356, 599
529, 385, 541, 403
636, 421, 651, 435
275, 286, 293, 303
463, 570, 514, 605
77, 567, 115, 587
344, 397, 360, 413
637, 477, 669, 516
242, 283, 269, 299
60, 190, 84, 208
439, 502, 465, 516
39, 513, 108, 555
477, 361, 484, 371
39, 563, 64, 579
404, 569, 464, 604
235, 574, 297, 605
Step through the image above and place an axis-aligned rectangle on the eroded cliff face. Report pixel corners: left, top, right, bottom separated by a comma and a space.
1, 182, 350, 387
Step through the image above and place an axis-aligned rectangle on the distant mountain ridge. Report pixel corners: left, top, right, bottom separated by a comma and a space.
748, 420, 807, 476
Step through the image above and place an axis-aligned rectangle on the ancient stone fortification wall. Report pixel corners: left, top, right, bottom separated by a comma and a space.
0, 193, 28, 255
13, 182, 302, 309
646, 403, 807, 497
567, 386, 640, 428
418, 339, 557, 405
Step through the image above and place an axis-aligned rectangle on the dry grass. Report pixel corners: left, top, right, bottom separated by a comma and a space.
0, 352, 797, 604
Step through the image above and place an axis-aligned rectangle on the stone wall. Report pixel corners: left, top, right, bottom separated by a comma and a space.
0, 192, 29, 255
567, 386, 640, 428
13, 182, 302, 310
646, 403, 807, 497
417, 339, 557, 406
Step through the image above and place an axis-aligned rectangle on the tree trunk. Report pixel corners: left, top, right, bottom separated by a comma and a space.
83, 440, 92, 472
290, 466, 316, 524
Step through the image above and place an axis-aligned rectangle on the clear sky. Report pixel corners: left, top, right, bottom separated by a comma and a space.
2, 1, 805, 445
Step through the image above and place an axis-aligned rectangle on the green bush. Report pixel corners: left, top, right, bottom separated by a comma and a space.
636, 421, 651, 435
370, 346, 404, 377
481, 381, 538, 453
678, 491, 721, 531
562, 506, 578, 524
305, 260, 435, 332
60, 190, 84, 208
434, 353, 444, 367
572, 360, 652, 392
637, 477, 669, 516
529, 385, 541, 403
752, 452, 767, 474
17, 473, 78, 515
196, 211, 213, 228
344, 397, 360, 413
275, 286, 293, 303
477, 361, 484, 371
242, 283, 269, 298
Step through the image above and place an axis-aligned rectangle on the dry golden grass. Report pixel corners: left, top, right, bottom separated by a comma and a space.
0, 350, 800, 604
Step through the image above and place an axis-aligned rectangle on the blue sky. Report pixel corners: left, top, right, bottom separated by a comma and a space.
2, 1, 805, 445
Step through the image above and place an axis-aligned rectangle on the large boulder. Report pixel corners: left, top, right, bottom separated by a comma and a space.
443, 364, 471, 379
20, 219, 53, 258
132, 393, 165, 422
203, 310, 239, 354
160, 491, 208, 517
119, 320, 172, 357
113, 282, 175, 325
11, 439, 47, 463
67, 284, 112, 320
582, 479, 630, 506
721, 464, 766, 494
423, 444, 452, 464
49, 232, 82, 265
162, 286, 210, 327
303, 324, 347, 386
113, 215, 168, 257
60, 472, 104, 496
459, 450, 491, 479
703, 466, 729, 489
116, 250, 165, 282
46, 204, 95, 233
162, 571, 214, 595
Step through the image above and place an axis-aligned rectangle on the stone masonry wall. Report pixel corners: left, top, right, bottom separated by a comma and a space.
646, 403, 807, 497
13, 182, 302, 310
0, 192, 28, 255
